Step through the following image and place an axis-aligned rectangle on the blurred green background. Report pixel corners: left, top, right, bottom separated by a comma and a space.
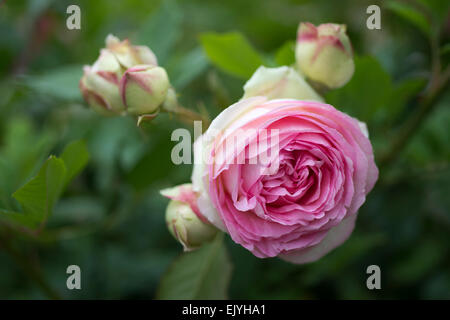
0, 0, 449, 299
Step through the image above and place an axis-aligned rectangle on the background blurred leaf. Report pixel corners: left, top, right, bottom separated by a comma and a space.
391, 238, 444, 284
417, 0, 450, 26
274, 41, 296, 66
378, 77, 426, 126
60, 140, 90, 187
302, 233, 386, 286
157, 233, 232, 299
166, 47, 209, 90
200, 32, 265, 79
135, 0, 182, 65
22, 65, 83, 101
405, 95, 450, 164
385, 1, 431, 36
325, 55, 392, 122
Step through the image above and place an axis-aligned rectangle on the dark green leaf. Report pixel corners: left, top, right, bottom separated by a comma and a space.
325, 55, 392, 122
385, 78, 426, 121
386, 1, 431, 36
391, 239, 444, 284
0, 140, 90, 229
157, 233, 232, 299
12, 156, 66, 227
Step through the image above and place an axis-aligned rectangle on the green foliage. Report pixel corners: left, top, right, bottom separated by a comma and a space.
135, 0, 182, 64
274, 41, 296, 66
326, 56, 392, 122
157, 233, 232, 299
22, 65, 84, 101
385, 1, 431, 36
0, 118, 55, 206
0, 141, 89, 229
326, 55, 425, 125
166, 47, 209, 90
200, 32, 265, 79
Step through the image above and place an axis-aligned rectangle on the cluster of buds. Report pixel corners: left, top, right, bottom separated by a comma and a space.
161, 184, 218, 251
80, 35, 176, 119
296, 22, 354, 89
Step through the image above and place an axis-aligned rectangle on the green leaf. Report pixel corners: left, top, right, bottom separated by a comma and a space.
0, 208, 36, 228
0, 117, 54, 207
200, 32, 265, 79
417, 0, 450, 26
23, 65, 83, 101
275, 40, 296, 66
167, 47, 209, 90
0, 140, 90, 229
441, 43, 450, 56
60, 140, 90, 187
325, 55, 392, 122
13, 156, 66, 227
136, 0, 182, 64
157, 233, 232, 299
386, 78, 426, 120
391, 238, 444, 284
386, 1, 431, 36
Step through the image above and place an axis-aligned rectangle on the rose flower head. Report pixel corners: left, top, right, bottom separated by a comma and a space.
192, 97, 378, 264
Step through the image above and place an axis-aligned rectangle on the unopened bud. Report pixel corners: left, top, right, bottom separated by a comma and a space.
79, 49, 124, 115
296, 22, 354, 89
243, 66, 323, 101
119, 65, 170, 116
161, 184, 217, 251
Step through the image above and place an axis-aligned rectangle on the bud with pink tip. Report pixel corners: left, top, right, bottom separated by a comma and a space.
161, 184, 218, 251
296, 22, 354, 89
80, 34, 175, 117
79, 49, 124, 116
119, 65, 170, 116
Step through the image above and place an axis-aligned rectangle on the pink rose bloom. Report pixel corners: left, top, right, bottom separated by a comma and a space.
192, 97, 378, 264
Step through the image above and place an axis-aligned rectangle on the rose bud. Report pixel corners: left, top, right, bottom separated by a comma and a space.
80, 34, 166, 116
119, 65, 170, 116
105, 34, 158, 68
243, 66, 323, 102
79, 49, 125, 116
161, 184, 218, 251
295, 22, 354, 89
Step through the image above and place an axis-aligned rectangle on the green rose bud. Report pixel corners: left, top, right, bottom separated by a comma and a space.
296, 22, 354, 89
80, 34, 174, 118
243, 66, 323, 102
79, 49, 124, 116
119, 65, 170, 116
161, 184, 218, 251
